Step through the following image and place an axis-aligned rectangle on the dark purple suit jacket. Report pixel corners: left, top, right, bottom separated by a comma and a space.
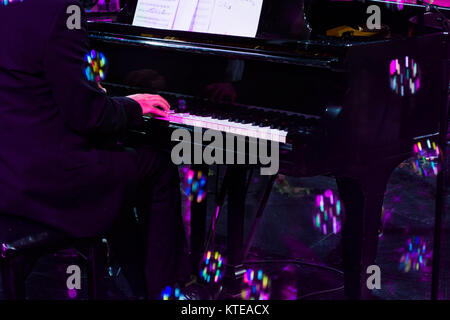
0, 0, 143, 237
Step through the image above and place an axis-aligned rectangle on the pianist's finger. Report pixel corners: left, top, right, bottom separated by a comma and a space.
127, 94, 171, 115
97, 83, 107, 93
151, 95, 171, 111
144, 106, 168, 118
142, 94, 171, 111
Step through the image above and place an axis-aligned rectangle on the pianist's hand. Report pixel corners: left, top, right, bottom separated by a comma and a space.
127, 94, 171, 118
98, 83, 107, 93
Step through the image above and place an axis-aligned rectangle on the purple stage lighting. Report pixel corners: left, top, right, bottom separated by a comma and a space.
241, 269, 271, 300
313, 189, 343, 235
161, 285, 184, 300
412, 139, 441, 177
389, 56, 421, 96
200, 250, 224, 284
399, 236, 432, 273
1, 0, 24, 6
185, 168, 207, 203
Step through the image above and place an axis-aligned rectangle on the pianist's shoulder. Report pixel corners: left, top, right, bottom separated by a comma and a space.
0, 0, 88, 61
0, 0, 85, 28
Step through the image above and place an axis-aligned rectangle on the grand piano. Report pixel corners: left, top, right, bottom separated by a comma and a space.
86, 0, 449, 299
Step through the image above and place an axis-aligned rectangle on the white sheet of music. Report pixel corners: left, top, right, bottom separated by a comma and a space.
208, 0, 263, 37
171, 0, 198, 30
133, 0, 263, 37
132, 0, 180, 29
188, 0, 216, 33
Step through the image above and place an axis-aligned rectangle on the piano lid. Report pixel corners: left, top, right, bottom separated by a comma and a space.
87, 0, 450, 44
86, 0, 395, 69
86, 0, 318, 42
86, 0, 449, 68
117, 0, 313, 40
89, 0, 450, 36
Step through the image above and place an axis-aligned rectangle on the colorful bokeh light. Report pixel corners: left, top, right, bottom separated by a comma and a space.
161, 285, 185, 300
200, 250, 224, 284
412, 139, 441, 177
185, 168, 207, 203
313, 189, 343, 235
85, 0, 120, 12
386, 0, 407, 11
399, 236, 432, 273
84, 50, 107, 83
389, 56, 421, 96
241, 269, 271, 300
1, 0, 24, 6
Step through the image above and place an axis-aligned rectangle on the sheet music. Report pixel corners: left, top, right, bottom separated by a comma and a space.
133, 0, 263, 37
132, 0, 181, 29
172, 0, 198, 30
189, 0, 216, 33
208, 0, 263, 37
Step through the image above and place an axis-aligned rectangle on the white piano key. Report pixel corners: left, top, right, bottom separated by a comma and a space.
158, 112, 289, 143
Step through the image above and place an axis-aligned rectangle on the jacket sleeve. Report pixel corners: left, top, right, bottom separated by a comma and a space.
43, 0, 143, 136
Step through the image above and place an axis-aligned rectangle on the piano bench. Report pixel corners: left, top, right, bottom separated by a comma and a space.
0, 215, 106, 300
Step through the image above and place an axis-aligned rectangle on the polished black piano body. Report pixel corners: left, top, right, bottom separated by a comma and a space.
87, 0, 449, 299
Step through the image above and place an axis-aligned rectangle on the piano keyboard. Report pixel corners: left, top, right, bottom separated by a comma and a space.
148, 97, 321, 144
156, 112, 288, 143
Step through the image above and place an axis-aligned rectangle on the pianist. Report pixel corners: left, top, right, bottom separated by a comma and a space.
0, 0, 190, 298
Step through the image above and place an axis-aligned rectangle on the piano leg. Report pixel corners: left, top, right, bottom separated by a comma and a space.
205, 166, 230, 251
243, 174, 277, 258
225, 166, 249, 287
190, 164, 209, 276
337, 159, 403, 299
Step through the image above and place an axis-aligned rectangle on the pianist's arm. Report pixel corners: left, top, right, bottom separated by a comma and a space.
43, 0, 165, 136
